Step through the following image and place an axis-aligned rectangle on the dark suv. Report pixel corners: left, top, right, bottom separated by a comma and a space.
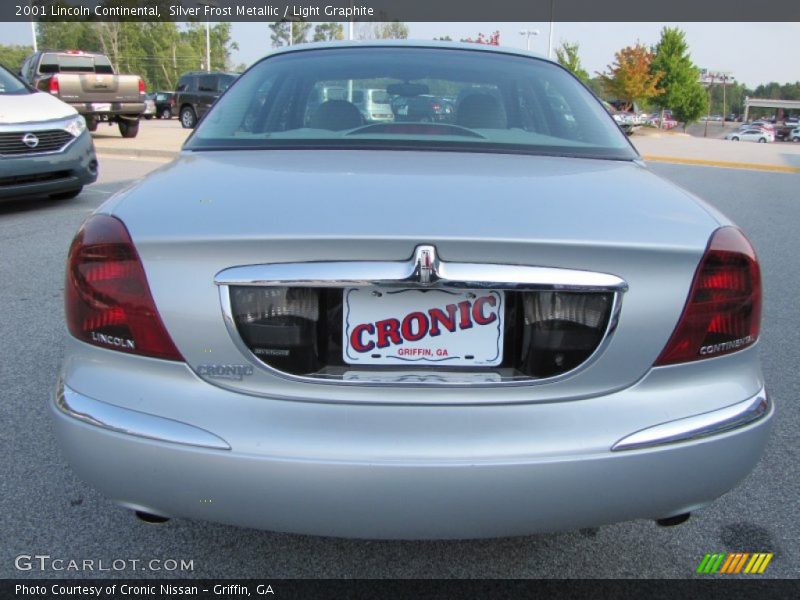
175, 71, 238, 128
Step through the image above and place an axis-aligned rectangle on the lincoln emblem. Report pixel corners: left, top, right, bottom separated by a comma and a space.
414, 245, 437, 285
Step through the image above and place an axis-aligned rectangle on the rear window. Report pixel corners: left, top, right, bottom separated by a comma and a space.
188, 47, 635, 160
39, 53, 113, 74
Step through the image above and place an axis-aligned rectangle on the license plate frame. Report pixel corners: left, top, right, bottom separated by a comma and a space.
342, 288, 504, 367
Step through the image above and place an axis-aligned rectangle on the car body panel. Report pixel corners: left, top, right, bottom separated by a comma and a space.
52, 41, 770, 537
53, 339, 771, 538
0, 89, 75, 123
105, 149, 722, 403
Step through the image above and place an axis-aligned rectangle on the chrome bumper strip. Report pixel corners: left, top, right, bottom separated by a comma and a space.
54, 381, 231, 450
612, 390, 770, 451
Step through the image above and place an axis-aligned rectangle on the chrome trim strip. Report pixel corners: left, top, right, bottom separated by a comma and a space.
215, 251, 628, 292
212, 248, 627, 388
54, 381, 231, 450
611, 390, 771, 452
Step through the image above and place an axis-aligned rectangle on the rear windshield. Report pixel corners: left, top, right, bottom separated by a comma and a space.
0, 65, 29, 95
39, 53, 114, 74
187, 47, 636, 160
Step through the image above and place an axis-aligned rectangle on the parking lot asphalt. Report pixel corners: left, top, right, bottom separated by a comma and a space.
92, 118, 800, 173
0, 156, 797, 579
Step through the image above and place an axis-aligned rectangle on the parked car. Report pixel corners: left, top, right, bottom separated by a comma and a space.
747, 121, 775, 131
142, 94, 157, 119
152, 91, 175, 119
53, 42, 772, 540
391, 93, 455, 123
0, 63, 97, 201
790, 127, 800, 142
175, 71, 238, 129
352, 88, 394, 123
20, 50, 145, 138
726, 128, 774, 143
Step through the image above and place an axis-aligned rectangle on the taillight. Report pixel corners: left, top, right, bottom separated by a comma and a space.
49, 75, 59, 94
65, 215, 183, 361
655, 227, 761, 366
138, 78, 146, 95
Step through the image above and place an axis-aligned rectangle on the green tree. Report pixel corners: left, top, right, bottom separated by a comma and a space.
269, 21, 312, 47
373, 22, 409, 39
598, 43, 662, 111
650, 27, 707, 126
0, 45, 34, 72
313, 23, 343, 42
555, 41, 589, 83
672, 83, 708, 131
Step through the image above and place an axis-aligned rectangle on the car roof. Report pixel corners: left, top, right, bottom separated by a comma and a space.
261, 39, 552, 63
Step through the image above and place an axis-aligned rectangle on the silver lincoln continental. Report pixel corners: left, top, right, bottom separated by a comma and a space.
52, 42, 772, 539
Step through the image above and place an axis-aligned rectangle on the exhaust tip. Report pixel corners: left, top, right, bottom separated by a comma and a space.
656, 513, 691, 527
135, 510, 170, 524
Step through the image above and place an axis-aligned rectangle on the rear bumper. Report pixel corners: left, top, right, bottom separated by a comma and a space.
73, 102, 145, 117
0, 131, 97, 200
50, 342, 774, 539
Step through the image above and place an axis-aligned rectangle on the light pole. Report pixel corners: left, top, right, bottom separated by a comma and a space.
197, 0, 218, 72
29, 1, 37, 52
548, 0, 555, 59
519, 29, 539, 51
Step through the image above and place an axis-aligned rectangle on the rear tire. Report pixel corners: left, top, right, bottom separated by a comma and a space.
731, 136, 739, 141
85, 117, 98, 132
161, 107, 172, 119
118, 119, 140, 138
50, 187, 82, 200
758, 138, 766, 143
180, 106, 197, 129
144, 115, 153, 120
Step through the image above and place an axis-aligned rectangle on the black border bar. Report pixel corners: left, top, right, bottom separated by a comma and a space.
6, 0, 800, 22
4, 579, 800, 600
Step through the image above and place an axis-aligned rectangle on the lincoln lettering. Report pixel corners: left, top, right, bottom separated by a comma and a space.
350, 295, 499, 352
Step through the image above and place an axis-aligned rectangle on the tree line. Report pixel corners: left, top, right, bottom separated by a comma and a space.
0, 21, 240, 92
554, 27, 800, 126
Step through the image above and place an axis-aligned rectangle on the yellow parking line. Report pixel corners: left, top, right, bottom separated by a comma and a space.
642, 155, 800, 174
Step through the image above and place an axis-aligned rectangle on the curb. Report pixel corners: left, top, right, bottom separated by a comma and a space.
95, 147, 179, 160
94, 147, 800, 174
642, 155, 800, 174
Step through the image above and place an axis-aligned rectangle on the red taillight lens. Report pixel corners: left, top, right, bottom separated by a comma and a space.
65, 215, 183, 361
138, 78, 146, 94
655, 227, 761, 366
49, 75, 59, 94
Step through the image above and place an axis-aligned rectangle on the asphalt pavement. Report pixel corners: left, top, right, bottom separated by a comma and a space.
0, 156, 797, 579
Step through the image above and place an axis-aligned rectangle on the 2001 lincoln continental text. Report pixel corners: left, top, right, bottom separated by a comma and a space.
51, 41, 773, 539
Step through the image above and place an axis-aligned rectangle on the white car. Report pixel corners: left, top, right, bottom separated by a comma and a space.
790, 127, 800, 142
0, 64, 97, 201
726, 128, 774, 143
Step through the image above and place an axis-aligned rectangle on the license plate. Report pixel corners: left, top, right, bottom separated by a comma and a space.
343, 288, 504, 366
92, 103, 111, 112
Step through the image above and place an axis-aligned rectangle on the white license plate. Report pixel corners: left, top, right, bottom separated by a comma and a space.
92, 103, 111, 112
343, 288, 504, 366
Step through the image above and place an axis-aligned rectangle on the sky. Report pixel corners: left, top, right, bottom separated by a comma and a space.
1, 21, 798, 87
